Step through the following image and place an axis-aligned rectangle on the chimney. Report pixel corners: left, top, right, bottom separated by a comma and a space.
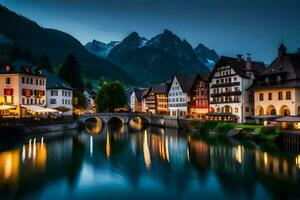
5, 65, 11, 72
236, 54, 243, 61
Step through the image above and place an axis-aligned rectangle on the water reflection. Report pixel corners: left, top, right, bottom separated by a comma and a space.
1, 126, 300, 199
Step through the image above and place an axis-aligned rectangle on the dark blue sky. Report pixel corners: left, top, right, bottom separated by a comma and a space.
1, 0, 300, 63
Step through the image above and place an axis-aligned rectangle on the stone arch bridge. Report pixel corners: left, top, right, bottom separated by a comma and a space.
79, 113, 164, 126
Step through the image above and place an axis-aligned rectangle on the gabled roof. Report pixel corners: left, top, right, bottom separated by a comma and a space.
142, 82, 170, 99
43, 70, 73, 90
190, 74, 208, 91
248, 44, 300, 91
151, 82, 170, 94
169, 74, 196, 93
133, 88, 148, 101
0, 60, 45, 77
260, 53, 300, 80
208, 56, 265, 80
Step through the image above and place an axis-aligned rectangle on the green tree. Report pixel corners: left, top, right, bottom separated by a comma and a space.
95, 81, 127, 112
39, 54, 53, 72
59, 54, 84, 92
11, 44, 22, 61
85, 81, 93, 91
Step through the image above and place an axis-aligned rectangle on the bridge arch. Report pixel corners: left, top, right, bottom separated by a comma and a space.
84, 116, 103, 134
107, 116, 125, 125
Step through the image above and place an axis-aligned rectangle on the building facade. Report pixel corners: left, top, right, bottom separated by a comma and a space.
168, 75, 195, 117
251, 44, 300, 125
0, 61, 47, 117
143, 83, 169, 115
45, 70, 73, 116
189, 74, 209, 119
130, 88, 147, 112
207, 55, 265, 123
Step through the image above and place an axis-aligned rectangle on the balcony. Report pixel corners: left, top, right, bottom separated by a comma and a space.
210, 91, 242, 97
210, 82, 240, 88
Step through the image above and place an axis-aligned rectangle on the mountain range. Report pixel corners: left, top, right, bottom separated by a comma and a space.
0, 5, 133, 84
0, 4, 219, 87
85, 30, 219, 85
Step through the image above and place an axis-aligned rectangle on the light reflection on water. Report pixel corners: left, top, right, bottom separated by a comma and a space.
0, 125, 300, 199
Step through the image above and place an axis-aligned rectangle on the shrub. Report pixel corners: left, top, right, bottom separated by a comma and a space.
216, 123, 236, 134
198, 121, 219, 133
258, 126, 280, 141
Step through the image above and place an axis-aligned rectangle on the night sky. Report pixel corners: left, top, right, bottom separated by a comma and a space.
1, 0, 300, 63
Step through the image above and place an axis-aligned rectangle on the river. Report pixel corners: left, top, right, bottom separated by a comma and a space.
0, 122, 300, 199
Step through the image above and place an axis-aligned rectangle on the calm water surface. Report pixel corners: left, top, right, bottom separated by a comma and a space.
1, 122, 300, 200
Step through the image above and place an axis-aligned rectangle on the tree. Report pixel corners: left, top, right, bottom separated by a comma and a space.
59, 54, 84, 92
85, 81, 93, 91
22, 50, 33, 63
95, 81, 127, 112
11, 44, 22, 61
39, 54, 53, 72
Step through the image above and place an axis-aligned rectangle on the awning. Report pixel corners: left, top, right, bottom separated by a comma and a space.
54, 106, 71, 112
207, 112, 236, 116
0, 104, 16, 110
253, 115, 279, 119
21, 105, 58, 113
276, 116, 300, 122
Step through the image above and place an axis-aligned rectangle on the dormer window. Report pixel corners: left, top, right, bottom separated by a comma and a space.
265, 77, 270, 82
277, 75, 282, 82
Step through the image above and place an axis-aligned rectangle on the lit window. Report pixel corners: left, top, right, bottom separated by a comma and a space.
268, 93, 272, 101
259, 93, 264, 101
6, 77, 10, 84
286, 91, 291, 100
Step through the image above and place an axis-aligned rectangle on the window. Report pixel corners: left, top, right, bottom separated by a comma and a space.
268, 93, 272, 101
51, 90, 58, 96
278, 92, 283, 100
245, 107, 249, 112
259, 93, 264, 101
50, 99, 56, 104
22, 98, 25, 105
6, 78, 10, 84
30, 78, 33, 84
286, 91, 291, 100
36, 79, 38, 85
62, 99, 64, 104
22, 77, 25, 84
26, 78, 29, 84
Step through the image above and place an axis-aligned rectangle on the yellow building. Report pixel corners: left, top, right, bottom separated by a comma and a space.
251, 44, 300, 125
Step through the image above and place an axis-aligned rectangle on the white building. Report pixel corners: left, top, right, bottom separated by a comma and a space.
0, 61, 50, 117
207, 55, 265, 123
45, 71, 73, 116
168, 75, 195, 117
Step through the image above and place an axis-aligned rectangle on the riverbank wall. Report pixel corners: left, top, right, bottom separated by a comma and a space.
0, 120, 79, 137
146, 116, 202, 129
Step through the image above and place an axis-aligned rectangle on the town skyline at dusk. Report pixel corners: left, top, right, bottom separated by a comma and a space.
1, 1, 300, 199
